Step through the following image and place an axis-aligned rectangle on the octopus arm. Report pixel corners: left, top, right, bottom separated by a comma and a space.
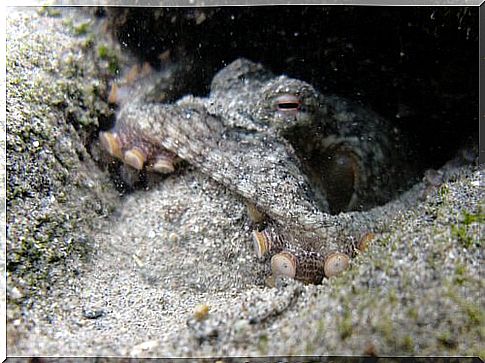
118, 101, 327, 226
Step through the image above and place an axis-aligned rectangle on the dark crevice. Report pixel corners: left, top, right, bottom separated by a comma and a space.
94, 6, 477, 203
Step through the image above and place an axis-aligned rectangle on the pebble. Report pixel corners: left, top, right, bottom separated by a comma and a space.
193, 304, 210, 321
234, 319, 250, 333
130, 339, 159, 356
168, 232, 179, 243
10, 286, 23, 300
82, 308, 105, 319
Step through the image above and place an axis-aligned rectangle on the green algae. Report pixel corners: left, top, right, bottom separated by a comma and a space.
6, 9, 120, 312
97, 43, 120, 76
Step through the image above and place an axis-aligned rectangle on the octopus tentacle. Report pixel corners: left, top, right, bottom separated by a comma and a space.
99, 59, 422, 284
253, 221, 353, 283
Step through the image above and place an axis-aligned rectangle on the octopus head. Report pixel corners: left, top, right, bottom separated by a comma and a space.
255, 76, 321, 132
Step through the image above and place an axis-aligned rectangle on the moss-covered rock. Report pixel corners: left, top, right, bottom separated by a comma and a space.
6, 8, 121, 330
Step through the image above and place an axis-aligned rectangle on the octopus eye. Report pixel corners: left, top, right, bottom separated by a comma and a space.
275, 94, 301, 112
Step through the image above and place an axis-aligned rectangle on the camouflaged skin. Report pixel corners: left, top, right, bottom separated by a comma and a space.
101, 58, 417, 283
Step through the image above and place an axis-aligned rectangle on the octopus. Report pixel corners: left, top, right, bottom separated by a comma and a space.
99, 58, 417, 284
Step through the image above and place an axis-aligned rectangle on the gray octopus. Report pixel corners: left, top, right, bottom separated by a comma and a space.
99, 58, 417, 284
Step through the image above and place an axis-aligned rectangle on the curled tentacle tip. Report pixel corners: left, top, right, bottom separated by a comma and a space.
252, 230, 268, 259
324, 252, 350, 277
271, 251, 296, 279
124, 147, 146, 170
150, 157, 175, 174
99, 131, 122, 159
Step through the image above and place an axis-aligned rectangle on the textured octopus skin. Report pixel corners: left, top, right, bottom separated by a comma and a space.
100, 58, 416, 284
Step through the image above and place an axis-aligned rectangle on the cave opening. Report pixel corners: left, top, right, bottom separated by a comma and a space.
98, 6, 478, 208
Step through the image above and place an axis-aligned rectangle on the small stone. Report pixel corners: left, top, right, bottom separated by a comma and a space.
82, 307, 105, 319
9, 286, 23, 300
130, 339, 159, 356
133, 254, 144, 267
168, 232, 179, 243
193, 304, 210, 321
234, 319, 250, 333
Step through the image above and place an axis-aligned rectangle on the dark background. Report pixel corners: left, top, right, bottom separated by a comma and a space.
102, 6, 478, 173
